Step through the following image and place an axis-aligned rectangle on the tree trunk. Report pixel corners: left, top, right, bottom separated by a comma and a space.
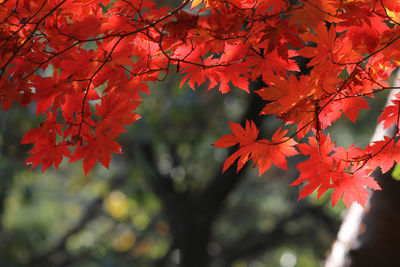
348, 168, 400, 267
167, 198, 213, 267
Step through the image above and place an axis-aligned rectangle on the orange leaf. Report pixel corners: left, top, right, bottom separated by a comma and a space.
191, 0, 203, 9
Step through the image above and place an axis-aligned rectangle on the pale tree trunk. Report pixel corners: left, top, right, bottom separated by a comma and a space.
325, 86, 400, 267
348, 167, 400, 267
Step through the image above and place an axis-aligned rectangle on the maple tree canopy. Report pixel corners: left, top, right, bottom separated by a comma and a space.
1, 0, 400, 208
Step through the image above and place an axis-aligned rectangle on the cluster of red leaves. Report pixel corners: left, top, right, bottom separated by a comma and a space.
2, 0, 400, 207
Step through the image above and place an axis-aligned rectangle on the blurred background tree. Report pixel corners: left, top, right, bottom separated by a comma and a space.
0, 1, 391, 267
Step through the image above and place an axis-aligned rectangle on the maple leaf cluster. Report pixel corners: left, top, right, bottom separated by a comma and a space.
1, 0, 400, 208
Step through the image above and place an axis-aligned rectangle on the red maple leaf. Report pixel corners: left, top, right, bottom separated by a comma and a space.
378, 92, 400, 129
176, 45, 218, 90
364, 136, 400, 173
213, 120, 259, 172
208, 43, 251, 93
21, 111, 70, 171
252, 127, 299, 175
69, 125, 122, 175
298, 23, 338, 67
331, 170, 381, 208
214, 121, 298, 174
291, 134, 336, 200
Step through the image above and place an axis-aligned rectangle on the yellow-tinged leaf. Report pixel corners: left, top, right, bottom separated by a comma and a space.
191, 0, 202, 9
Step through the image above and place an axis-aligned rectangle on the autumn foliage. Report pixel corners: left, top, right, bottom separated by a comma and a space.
1, 0, 400, 208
